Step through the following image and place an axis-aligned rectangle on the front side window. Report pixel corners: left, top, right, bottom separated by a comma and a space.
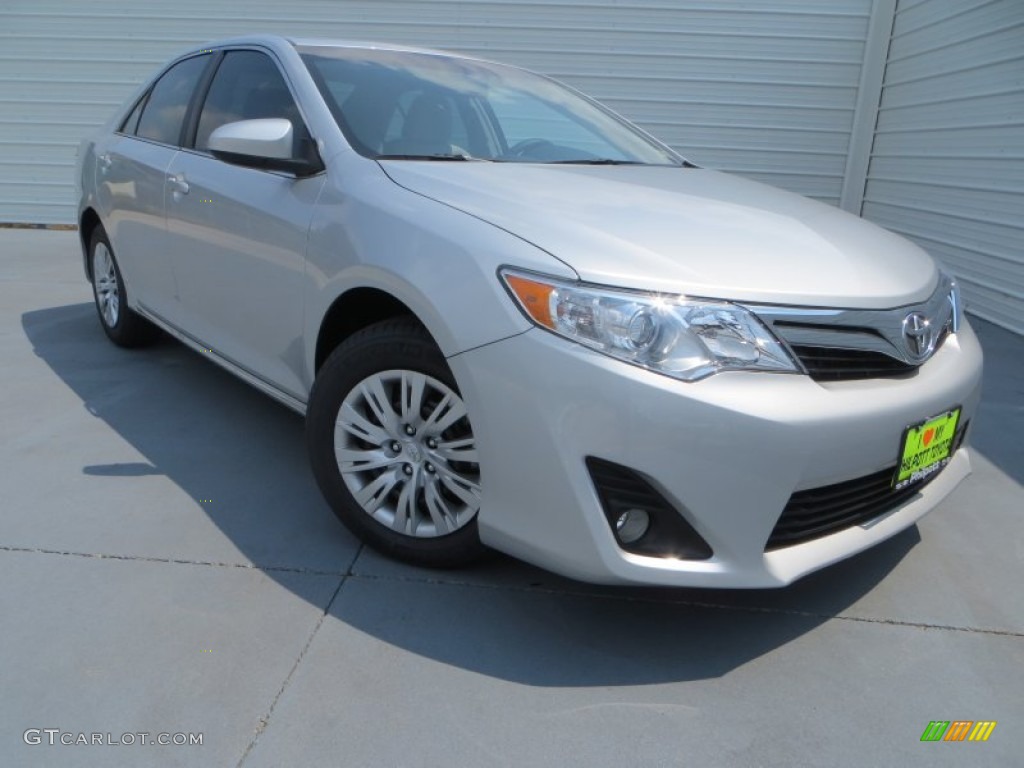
381, 89, 472, 157
195, 50, 304, 151
135, 54, 211, 146
300, 47, 681, 165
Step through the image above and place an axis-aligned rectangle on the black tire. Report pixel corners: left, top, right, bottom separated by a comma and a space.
89, 226, 160, 348
307, 317, 487, 567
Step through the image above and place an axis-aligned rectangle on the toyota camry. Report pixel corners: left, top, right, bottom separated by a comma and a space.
76, 35, 983, 587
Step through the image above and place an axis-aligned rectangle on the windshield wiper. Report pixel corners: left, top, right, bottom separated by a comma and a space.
546, 158, 644, 165
375, 153, 488, 161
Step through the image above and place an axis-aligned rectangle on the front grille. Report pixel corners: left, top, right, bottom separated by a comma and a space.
790, 345, 917, 381
749, 280, 957, 382
766, 421, 967, 551
787, 326, 951, 382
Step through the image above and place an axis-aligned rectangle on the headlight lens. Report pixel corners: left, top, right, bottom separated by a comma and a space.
502, 270, 798, 381
942, 270, 963, 332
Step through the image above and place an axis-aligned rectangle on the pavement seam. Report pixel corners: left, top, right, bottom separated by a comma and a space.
0, 544, 347, 577
234, 544, 361, 768
348, 570, 1024, 639
4, 544, 1020, 638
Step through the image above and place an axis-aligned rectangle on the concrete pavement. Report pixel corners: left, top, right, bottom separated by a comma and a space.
2, 229, 1022, 767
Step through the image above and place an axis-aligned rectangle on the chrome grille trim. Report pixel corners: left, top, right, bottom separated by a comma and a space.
744, 275, 957, 378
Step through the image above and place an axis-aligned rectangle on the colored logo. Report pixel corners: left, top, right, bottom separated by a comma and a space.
894, 407, 960, 489
920, 720, 997, 742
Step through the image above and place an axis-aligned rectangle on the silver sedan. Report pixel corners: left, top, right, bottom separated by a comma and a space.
75, 35, 982, 587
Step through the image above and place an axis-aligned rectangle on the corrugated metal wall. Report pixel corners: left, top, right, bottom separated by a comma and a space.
861, 0, 1024, 334
0, 0, 872, 225
4, 0, 1020, 334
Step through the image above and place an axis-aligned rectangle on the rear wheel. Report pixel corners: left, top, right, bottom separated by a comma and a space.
89, 227, 159, 347
307, 318, 486, 567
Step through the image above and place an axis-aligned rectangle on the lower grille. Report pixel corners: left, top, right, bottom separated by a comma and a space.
766, 422, 967, 551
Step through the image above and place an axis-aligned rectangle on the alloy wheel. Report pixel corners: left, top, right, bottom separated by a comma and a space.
92, 242, 120, 328
334, 369, 481, 538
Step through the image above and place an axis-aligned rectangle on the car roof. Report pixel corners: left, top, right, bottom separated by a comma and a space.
192, 34, 484, 63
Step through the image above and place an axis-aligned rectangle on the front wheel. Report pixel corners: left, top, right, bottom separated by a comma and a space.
306, 318, 486, 567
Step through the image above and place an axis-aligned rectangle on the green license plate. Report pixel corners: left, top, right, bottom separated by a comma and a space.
893, 407, 961, 490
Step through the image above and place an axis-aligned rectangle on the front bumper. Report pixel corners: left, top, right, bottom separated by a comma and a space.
447, 320, 983, 588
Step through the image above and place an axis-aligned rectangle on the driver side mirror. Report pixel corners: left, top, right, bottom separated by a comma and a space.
208, 118, 323, 177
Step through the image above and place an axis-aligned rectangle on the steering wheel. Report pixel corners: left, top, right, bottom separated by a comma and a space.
504, 138, 556, 159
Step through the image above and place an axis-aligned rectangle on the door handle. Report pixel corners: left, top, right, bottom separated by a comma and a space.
168, 175, 190, 195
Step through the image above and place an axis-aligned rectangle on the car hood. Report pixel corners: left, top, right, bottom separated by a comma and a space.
379, 163, 938, 308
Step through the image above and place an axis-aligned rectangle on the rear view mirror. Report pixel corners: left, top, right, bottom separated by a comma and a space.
208, 118, 322, 177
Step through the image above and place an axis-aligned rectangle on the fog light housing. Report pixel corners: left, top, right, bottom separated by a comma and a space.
587, 457, 713, 560
615, 509, 650, 544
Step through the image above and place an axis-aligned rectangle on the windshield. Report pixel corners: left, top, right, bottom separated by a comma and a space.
299, 46, 682, 165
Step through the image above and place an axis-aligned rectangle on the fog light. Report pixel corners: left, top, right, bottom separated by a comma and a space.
615, 509, 650, 544
588, 457, 713, 559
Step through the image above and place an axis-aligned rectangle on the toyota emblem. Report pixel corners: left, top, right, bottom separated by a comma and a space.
902, 311, 935, 362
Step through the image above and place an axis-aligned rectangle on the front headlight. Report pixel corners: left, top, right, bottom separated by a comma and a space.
941, 270, 964, 332
501, 270, 798, 382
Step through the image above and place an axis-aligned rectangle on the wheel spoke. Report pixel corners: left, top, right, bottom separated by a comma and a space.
424, 481, 455, 534
399, 370, 427, 425
421, 393, 467, 435
392, 476, 417, 534
435, 436, 478, 464
360, 377, 399, 434
436, 466, 481, 511
353, 470, 400, 513
337, 401, 391, 445
338, 447, 398, 474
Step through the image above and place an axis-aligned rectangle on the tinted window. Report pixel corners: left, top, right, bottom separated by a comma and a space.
136, 54, 211, 146
382, 89, 471, 156
120, 95, 147, 135
195, 51, 302, 151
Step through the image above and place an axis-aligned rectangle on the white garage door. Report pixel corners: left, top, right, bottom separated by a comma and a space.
861, 0, 1024, 334
0, 0, 872, 225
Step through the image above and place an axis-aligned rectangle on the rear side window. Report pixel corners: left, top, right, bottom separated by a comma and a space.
120, 95, 146, 135
195, 50, 303, 151
136, 54, 211, 146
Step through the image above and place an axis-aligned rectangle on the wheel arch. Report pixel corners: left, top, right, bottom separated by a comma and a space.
79, 207, 103, 280
313, 286, 430, 374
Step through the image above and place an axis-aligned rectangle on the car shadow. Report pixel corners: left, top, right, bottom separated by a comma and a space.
25, 301, 924, 686
333, 526, 921, 686
21, 301, 350, 609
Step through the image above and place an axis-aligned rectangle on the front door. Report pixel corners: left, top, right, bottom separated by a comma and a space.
163, 49, 323, 399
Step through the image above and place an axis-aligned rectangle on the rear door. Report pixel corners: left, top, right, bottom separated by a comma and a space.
94, 53, 214, 323
163, 49, 323, 399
